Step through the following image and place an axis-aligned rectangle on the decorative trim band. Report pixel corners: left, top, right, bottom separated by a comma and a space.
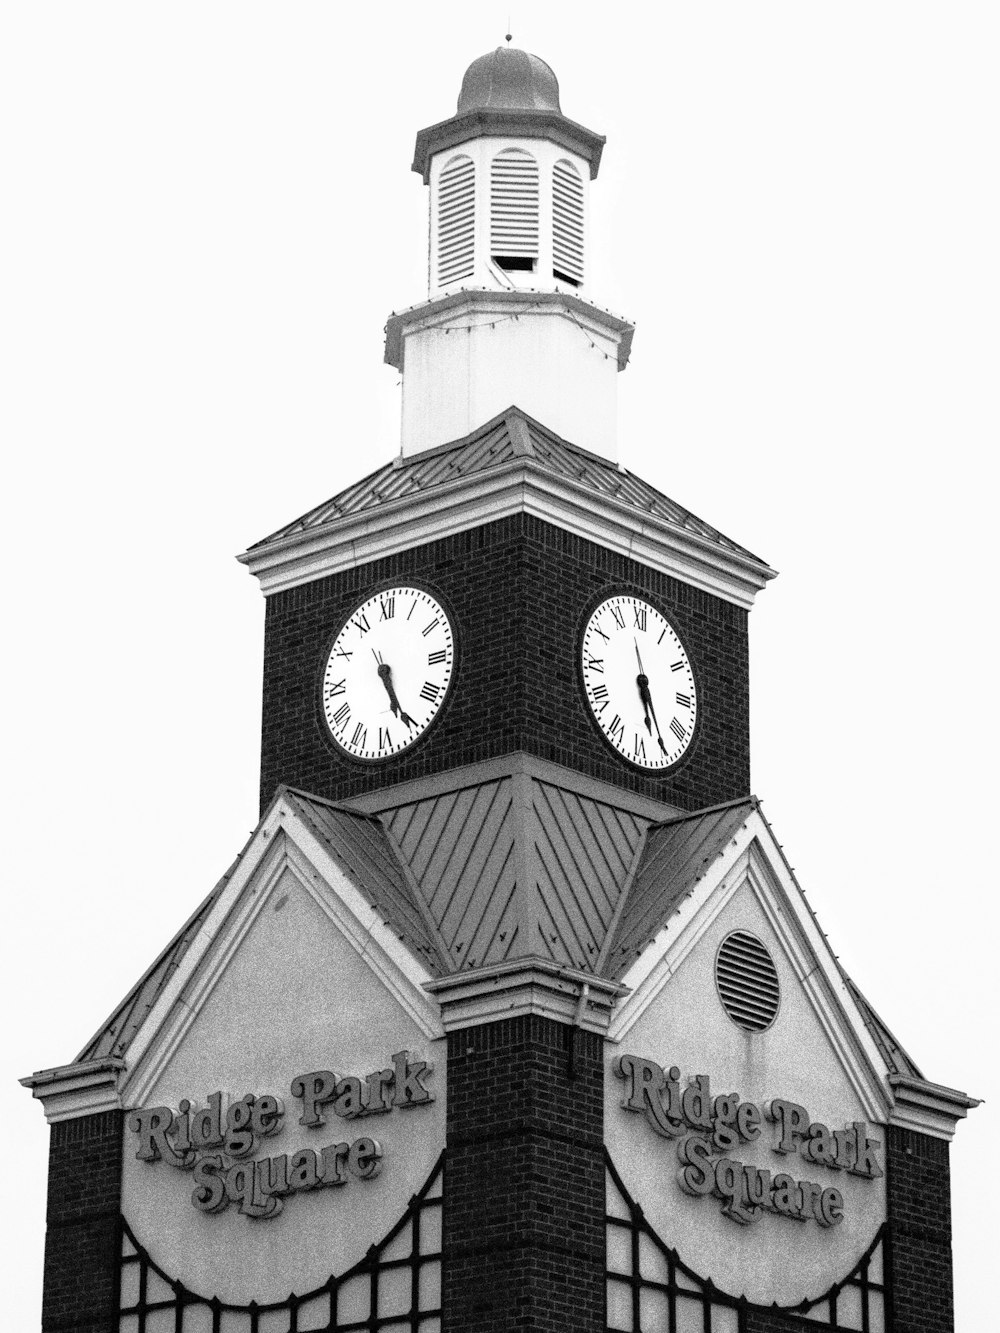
426, 956, 626, 1034
887, 1073, 980, 1141
20, 1057, 124, 1124
240, 463, 774, 608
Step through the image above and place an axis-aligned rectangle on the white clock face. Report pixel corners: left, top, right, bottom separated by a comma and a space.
581, 594, 697, 770
321, 586, 455, 760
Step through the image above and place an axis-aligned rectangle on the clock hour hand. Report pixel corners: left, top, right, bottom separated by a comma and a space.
376, 661, 416, 729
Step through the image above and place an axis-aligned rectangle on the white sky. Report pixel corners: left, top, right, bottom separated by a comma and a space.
2, 3, 997, 1326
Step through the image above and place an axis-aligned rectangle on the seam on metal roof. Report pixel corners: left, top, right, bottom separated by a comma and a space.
249, 407, 767, 566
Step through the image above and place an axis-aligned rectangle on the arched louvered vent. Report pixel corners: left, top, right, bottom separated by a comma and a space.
437, 155, 476, 287
491, 148, 538, 272
715, 930, 780, 1032
552, 158, 584, 285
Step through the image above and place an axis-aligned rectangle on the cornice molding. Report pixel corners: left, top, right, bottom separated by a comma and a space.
425, 957, 626, 1034
887, 1073, 980, 1142
239, 461, 774, 609
412, 108, 606, 182
383, 288, 634, 372
20, 1057, 124, 1124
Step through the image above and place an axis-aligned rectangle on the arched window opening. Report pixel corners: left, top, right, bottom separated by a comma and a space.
437, 155, 475, 287
552, 158, 584, 286
491, 148, 539, 273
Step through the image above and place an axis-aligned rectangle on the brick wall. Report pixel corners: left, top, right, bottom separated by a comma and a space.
260, 515, 750, 813
444, 1016, 605, 1333
886, 1125, 953, 1333
42, 1110, 123, 1332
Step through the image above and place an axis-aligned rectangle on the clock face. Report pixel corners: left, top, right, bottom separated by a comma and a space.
321, 586, 456, 761
581, 594, 697, 771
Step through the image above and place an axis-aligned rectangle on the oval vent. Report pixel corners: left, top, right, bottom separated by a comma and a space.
715, 931, 780, 1032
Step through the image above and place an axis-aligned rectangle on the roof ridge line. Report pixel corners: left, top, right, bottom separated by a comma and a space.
651, 794, 759, 829
277, 784, 383, 825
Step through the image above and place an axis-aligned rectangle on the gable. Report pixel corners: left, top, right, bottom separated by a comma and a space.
118, 813, 445, 1307
605, 826, 891, 1309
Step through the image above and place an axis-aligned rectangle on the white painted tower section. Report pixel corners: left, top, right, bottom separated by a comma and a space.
386, 48, 633, 460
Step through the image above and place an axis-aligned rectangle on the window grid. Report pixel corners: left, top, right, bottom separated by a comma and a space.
118, 1154, 443, 1333
606, 1153, 889, 1333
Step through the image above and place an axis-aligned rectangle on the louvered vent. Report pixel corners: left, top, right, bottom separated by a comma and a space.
491, 148, 538, 270
715, 931, 780, 1032
437, 155, 475, 287
552, 158, 584, 285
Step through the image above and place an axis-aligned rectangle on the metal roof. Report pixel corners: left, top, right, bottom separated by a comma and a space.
603, 798, 757, 980
77, 778, 917, 1086
379, 771, 652, 973
282, 788, 449, 976
249, 408, 765, 565
78, 866, 234, 1063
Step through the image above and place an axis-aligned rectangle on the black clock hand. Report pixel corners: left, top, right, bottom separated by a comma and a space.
634, 641, 654, 735
376, 661, 416, 729
634, 641, 667, 754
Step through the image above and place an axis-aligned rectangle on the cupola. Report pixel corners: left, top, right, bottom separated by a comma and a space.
386, 45, 633, 461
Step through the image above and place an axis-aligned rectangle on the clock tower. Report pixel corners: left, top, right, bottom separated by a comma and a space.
23, 41, 977, 1333
243, 44, 774, 814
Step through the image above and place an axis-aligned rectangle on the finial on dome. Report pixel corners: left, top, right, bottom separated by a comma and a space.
411, 44, 606, 181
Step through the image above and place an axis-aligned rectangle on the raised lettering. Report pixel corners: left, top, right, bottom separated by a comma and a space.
129, 1107, 191, 1168
189, 1093, 224, 1151
291, 1070, 337, 1127
348, 1136, 383, 1180
333, 1076, 365, 1119
849, 1123, 884, 1179
767, 1098, 810, 1154
819, 1186, 845, 1227
223, 1095, 257, 1158
613, 1054, 682, 1138
320, 1142, 350, 1187
714, 1158, 759, 1225
191, 1155, 227, 1213
736, 1102, 762, 1142
681, 1075, 713, 1131
392, 1050, 434, 1108
288, 1148, 321, 1191
771, 1173, 806, 1221
676, 1135, 714, 1195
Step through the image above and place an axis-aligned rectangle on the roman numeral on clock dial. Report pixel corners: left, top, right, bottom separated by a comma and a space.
322, 586, 456, 761
580, 594, 697, 772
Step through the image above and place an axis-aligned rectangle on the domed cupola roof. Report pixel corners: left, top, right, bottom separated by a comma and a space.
412, 46, 605, 182
457, 46, 561, 114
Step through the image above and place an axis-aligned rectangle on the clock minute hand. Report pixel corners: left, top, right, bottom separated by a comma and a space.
635, 671, 668, 755
634, 640, 658, 737
376, 662, 416, 729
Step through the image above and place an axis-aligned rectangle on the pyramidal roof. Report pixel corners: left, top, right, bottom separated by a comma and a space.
251, 407, 764, 562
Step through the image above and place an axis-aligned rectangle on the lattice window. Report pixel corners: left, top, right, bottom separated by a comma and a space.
552, 159, 584, 286
437, 155, 475, 288
490, 148, 539, 271
606, 1154, 888, 1333
118, 1155, 443, 1332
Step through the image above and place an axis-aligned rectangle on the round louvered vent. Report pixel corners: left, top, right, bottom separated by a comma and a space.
715, 931, 780, 1032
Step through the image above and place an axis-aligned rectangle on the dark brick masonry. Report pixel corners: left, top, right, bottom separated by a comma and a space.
443, 1016, 605, 1333
259, 514, 750, 814
886, 1125, 953, 1333
42, 1109, 123, 1333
